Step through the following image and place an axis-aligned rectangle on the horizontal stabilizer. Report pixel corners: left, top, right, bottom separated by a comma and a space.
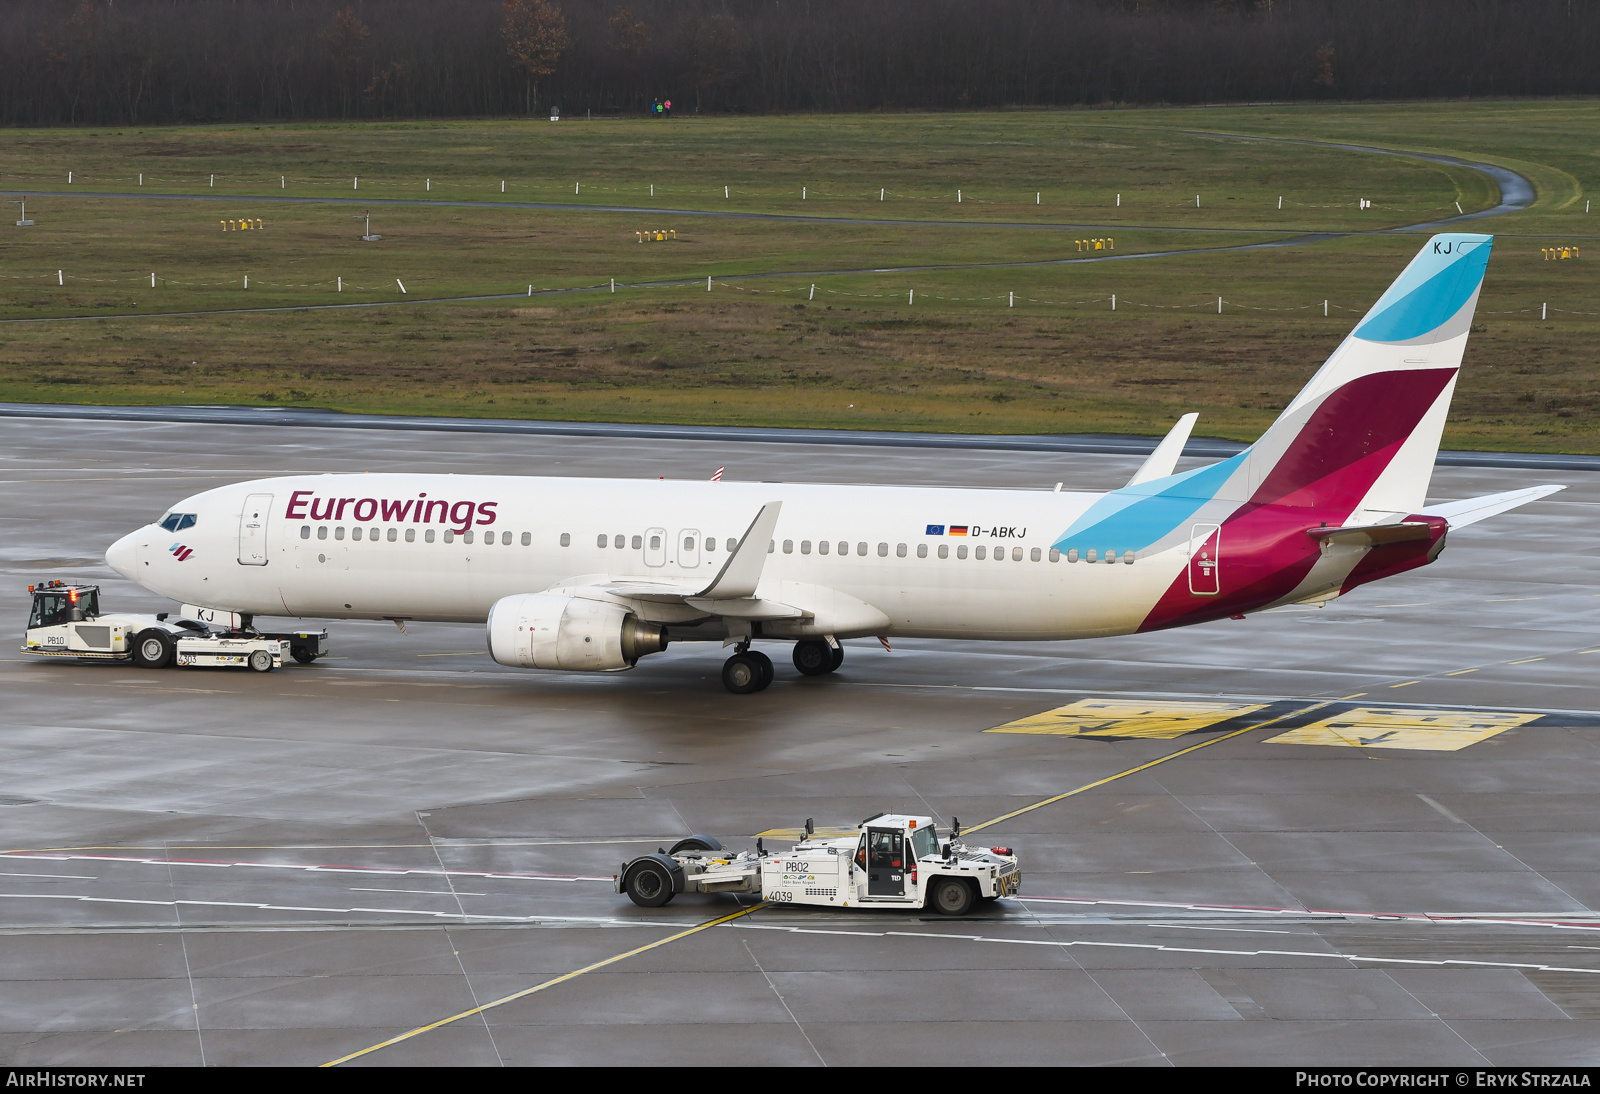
1419, 484, 1565, 529
1308, 521, 1434, 547
1126, 413, 1198, 488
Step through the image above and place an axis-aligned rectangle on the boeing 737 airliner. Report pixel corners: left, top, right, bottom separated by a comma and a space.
105, 233, 1562, 692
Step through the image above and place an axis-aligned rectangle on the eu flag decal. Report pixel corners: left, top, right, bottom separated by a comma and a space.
926, 525, 945, 535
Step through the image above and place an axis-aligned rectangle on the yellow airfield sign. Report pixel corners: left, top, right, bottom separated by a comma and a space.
987, 698, 1267, 740
1265, 707, 1539, 751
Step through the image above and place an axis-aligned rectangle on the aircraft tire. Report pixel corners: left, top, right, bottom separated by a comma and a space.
131, 629, 174, 669
829, 643, 845, 672
792, 640, 833, 676
722, 653, 764, 694
751, 651, 774, 690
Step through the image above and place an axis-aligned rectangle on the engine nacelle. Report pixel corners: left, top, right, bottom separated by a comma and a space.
487, 592, 668, 671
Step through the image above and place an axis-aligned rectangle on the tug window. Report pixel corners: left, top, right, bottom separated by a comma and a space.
938, 544, 949, 559
522, 532, 532, 546
300, 525, 310, 539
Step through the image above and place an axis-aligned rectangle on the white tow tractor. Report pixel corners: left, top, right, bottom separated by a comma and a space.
617, 813, 1021, 916
21, 581, 328, 673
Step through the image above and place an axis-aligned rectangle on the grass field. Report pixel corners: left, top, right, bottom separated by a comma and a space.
0, 103, 1596, 450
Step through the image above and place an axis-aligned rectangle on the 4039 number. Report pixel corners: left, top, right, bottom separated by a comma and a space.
767, 890, 793, 902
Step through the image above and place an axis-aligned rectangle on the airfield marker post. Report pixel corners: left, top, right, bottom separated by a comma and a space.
1036, 192, 1040, 204
707, 276, 712, 292
957, 189, 961, 203
1111, 294, 1115, 311
338, 276, 342, 292
150, 272, 155, 288
803, 186, 806, 199
426, 179, 430, 191
611, 278, 615, 293
396, 279, 406, 294
725, 186, 728, 198
650, 184, 654, 196
1543, 302, 1547, 320
281, 176, 285, 189
1218, 297, 1222, 314
244, 275, 248, 289
909, 289, 914, 305
1196, 194, 1200, 207
1278, 196, 1282, 209
1116, 194, 1120, 206
354, 176, 358, 190
1455, 201, 1463, 214
1324, 299, 1328, 317
880, 188, 884, 201
809, 284, 815, 301
1009, 291, 1014, 308
10, 197, 33, 227
68, 171, 72, 184
501, 181, 505, 193
57, 270, 62, 286
528, 285, 532, 296
139, 173, 142, 186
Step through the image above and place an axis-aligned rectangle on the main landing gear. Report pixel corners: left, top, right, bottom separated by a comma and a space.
721, 639, 845, 694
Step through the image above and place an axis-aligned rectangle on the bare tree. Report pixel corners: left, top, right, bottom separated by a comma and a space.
322, 6, 370, 118
503, 0, 571, 114
608, 6, 648, 58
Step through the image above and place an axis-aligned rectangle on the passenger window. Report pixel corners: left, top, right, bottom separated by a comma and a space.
957, 545, 967, 559
706, 537, 717, 552
1124, 551, 1135, 565
426, 529, 436, 543
975, 545, 985, 559
685, 536, 696, 552
444, 530, 455, 543
1012, 547, 1022, 561
387, 528, 397, 542
614, 534, 625, 549
938, 544, 948, 559
300, 525, 310, 540
1049, 548, 1060, 562
917, 544, 927, 558
800, 540, 811, 555
352, 527, 363, 541
561, 533, 572, 547
877, 543, 888, 557
464, 530, 475, 544
1067, 548, 1078, 562
783, 540, 793, 554
335, 527, 345, 541
651, 535, 661, 550
896, 543, 907, 557
318, 526, 328, 540
505, 532, 514, 545
818, 540, 829, 555
597, 534, 608, 548
525, 533, 534, 546
857, 542, 867, 556
768, 540, 775, 553
406, 528, 416, 543
1030, 547, 1041, 561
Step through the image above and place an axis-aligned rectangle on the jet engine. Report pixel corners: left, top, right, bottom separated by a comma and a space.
486, 592, 668, 671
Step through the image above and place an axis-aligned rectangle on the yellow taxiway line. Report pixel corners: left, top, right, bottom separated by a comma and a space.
322, 901, 767, 1066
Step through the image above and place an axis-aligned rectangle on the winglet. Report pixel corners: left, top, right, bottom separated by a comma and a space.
1126, 413, 1198, 487
697, 501, 782, 599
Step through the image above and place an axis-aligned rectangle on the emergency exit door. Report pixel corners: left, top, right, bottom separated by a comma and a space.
238, 493, 272, 566
1188, 523, 1220, 595
866, 828, 906, 896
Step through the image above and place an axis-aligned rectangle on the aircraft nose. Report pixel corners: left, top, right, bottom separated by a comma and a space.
105, 530, 140, 580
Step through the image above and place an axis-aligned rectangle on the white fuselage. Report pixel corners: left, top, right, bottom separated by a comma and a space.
107, 473, 1191, 641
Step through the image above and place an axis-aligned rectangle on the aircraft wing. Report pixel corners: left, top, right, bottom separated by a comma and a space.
1418, 485, 1565, 529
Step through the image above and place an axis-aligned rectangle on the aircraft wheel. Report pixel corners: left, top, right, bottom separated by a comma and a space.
930, 877, 976, 916
131, 629, 174, 669
792, 640, 833, 676
291, 647, 315, 665
829, 643, 845, 672
751, 650, 773, 690
248, 649, 274, 673
722, 653, 764, 694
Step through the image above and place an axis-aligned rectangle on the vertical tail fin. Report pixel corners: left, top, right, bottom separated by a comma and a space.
1230, 233, 1492, 516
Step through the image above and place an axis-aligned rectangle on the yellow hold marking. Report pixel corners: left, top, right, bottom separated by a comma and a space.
1266, 707, 1539, 752
754, 826, 859, 840
986, 698, 1266, 740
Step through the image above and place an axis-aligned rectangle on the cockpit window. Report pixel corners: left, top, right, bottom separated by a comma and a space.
158, 513, 197, 532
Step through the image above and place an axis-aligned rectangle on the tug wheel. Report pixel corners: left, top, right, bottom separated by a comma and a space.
930, 877, 976, 916
624, 861, 676, 907
131, 630, 174, 669
248, 650, 274, 673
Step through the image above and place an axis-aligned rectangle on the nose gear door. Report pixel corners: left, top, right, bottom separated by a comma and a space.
239, 493, 273, 566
